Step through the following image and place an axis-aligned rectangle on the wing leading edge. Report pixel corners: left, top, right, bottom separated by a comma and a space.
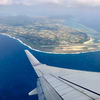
25, 50, 100, 100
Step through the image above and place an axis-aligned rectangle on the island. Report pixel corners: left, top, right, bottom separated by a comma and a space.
0, 15, 100, 53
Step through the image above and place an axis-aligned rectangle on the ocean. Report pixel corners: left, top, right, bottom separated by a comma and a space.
1, 27, 100, 100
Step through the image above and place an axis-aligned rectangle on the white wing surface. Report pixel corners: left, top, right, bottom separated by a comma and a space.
25, 50, 100, 100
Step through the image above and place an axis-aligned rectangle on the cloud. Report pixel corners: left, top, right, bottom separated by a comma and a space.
76, 0, 100, 6
17, 0, 61, 5
0, 0, 12, 5
0, 0, 100, 6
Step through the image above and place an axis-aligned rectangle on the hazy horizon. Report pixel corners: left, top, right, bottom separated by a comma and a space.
0, 0, 100, 17
0, 0, 100, 30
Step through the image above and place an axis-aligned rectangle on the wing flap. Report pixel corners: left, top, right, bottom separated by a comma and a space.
44, 74, 93, 100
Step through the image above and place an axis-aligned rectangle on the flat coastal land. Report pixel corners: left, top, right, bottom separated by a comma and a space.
0, 15, 100, 54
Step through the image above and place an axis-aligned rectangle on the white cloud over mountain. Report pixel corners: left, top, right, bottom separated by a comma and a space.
0, 0, 100, 6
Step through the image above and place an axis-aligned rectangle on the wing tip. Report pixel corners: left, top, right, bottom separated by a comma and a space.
25, 50, 41, 66
24, 49, 28, 53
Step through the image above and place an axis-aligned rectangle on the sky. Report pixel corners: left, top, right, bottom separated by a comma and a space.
0, 0, 100, 18
0, 0, 100, 6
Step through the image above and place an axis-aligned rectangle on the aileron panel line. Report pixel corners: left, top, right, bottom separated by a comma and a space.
58, 76, 100, 96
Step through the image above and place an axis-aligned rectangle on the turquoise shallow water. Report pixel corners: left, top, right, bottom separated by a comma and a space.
62, 21, 100, 43
1, 28, 100, 100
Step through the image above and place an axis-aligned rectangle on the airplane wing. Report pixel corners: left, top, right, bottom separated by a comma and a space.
25, 50, 100, 100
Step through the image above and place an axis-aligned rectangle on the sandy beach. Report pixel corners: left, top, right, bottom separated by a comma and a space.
84, 37, 94, 44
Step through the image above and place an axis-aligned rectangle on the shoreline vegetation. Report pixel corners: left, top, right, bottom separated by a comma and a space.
0, 15, 100, 54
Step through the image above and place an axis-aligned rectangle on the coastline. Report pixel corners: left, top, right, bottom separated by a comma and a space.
62, 21, 100, 40
1, 33, 99, 54
78, 23, 99, 34
84, 37, 93, 44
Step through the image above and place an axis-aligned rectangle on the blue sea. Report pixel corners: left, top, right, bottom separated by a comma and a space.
1, 32, 100, 100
